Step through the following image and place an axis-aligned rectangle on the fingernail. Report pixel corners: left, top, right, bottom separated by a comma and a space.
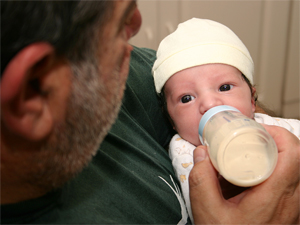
194, 147, 207, 163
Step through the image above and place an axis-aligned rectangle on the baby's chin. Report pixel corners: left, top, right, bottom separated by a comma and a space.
190, 139, 202, 147
179, 133, 202, 146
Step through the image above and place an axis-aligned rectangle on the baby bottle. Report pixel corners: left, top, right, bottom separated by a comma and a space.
198, 105, 278, 187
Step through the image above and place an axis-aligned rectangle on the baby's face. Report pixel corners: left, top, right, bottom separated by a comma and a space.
164, 63, 256, 146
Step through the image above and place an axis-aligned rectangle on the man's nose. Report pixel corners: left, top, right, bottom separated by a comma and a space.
127, 7, 142, 39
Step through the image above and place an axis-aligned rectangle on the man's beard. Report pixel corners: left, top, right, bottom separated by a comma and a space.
27, 58, 126, 191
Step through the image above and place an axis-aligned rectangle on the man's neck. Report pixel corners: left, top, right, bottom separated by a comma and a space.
1, 180, 49, 204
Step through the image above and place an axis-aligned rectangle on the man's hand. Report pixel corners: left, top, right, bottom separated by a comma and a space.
189, 125, 300, 224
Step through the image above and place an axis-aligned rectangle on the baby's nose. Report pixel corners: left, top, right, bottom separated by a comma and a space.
199, 94, 223, 115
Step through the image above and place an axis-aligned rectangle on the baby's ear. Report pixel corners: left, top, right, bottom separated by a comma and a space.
251, 87, 257, 113
1, 43, 55, 141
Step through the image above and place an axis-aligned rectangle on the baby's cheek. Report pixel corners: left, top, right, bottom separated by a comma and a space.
190, 132, 202, 147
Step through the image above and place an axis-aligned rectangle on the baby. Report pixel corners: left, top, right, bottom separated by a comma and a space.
152, 18, 300, 222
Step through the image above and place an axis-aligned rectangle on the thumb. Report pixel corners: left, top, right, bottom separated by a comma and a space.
193, 145, 208, 163
189, 146, 224, 223
190, 146, 218, 187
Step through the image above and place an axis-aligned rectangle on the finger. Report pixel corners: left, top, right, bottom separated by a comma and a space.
245, 125, 299, 193
237, 125, 300, 223
259, 125, 299, 193
189, 146, 225, 223
263, 125, 299, 184
261, 124, 300, 153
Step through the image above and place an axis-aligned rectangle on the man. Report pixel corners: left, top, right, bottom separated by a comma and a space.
1, 0, 141, 217
2, 1, 187, 223
1, 1, 299, 224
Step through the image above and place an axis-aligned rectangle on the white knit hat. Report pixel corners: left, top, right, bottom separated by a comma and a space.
152, 18, 254, 93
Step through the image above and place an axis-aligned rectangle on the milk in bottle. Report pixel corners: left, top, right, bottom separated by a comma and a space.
198, 105, 278, 187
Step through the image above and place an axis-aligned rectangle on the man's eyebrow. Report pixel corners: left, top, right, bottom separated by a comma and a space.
118, 0, 137, 31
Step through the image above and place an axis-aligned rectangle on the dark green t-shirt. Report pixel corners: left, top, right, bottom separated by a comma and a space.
2, 47, 190, 224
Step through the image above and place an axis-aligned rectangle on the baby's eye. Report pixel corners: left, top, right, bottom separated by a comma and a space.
181, 95, 195, 103
219, 84, 233, 92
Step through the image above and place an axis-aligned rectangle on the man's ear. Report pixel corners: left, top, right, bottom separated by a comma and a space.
1, 42, 55, 141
